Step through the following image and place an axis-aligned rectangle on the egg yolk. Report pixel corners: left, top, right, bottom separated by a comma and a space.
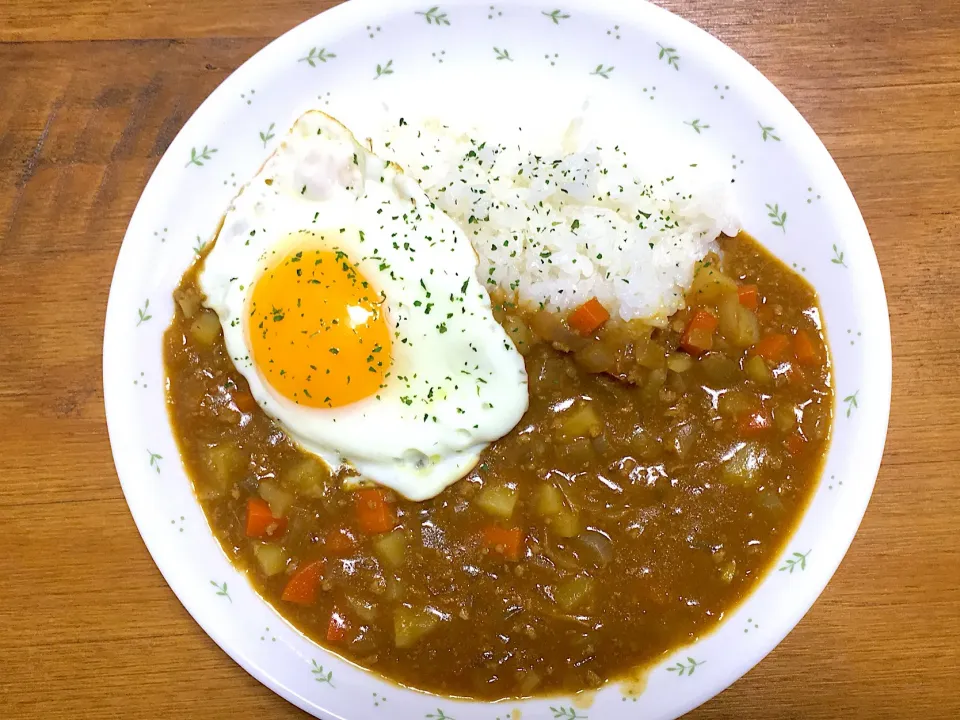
247, 239, 391, 408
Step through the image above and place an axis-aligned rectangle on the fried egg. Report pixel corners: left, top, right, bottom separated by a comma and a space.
198, 112, 528, 500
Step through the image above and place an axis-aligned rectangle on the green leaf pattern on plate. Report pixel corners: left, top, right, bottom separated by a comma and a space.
375, 59, 395, 79
590, 64, 614, 79
778, 549, 811, 573
209, 580, 232, 602
843, 391, 859, 417
147, 450, 162, 474
542, 9, 571, 24
549, 707, 587, 720
136, 299, 152, 326
299, 47, 336, 67
311, 659, 335, 686
425, 710, 455, 720
766, 202, 788, 232
416, 6, 451, 25
259, 122, 276, 147
493, 46, 513, 61
684, 118, 709, 133
185, 145, 217, 167
758, 121, 781, 141
666, 657, 705, 676
657, 42, 680, 70
831, 243, 847, 267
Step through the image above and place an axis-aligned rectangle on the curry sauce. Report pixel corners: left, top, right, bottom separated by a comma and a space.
163, 231, 831, 699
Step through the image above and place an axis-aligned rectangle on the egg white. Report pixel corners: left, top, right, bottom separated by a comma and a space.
199, 112, 529, 500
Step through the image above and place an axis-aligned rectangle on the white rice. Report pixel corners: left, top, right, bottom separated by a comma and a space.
374, 117, 740, 324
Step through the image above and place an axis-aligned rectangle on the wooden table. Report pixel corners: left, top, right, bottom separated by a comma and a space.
2, 0, 958, 717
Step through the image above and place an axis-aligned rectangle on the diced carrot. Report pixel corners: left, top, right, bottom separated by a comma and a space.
792, 330, 818, 365
245, 497, 287, 539
482, 525, 524, 562
737, 284, 759, 311
233, 388, 257, 413
326, 607, 350, 643
785, 432, 806, 456
568, 297, 611, 336
751, 333, 790, 362
782, 362, 803, 384
325, 528, 357, 556
354, 488, 397, 535
680, 310, 719, 355
281, 559, 325, 605
738, 411, 771, 437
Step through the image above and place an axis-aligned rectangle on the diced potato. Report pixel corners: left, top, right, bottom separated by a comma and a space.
372, 529, 408, 569
718, 391, 754, 418
640, 367, 667, 404
557, 403, 602, 441
204, 444, 242, 494
534, 482, 582, 537
699, 354, 741, 387
670, 422, 696, 458
666, 352, 694, 373
634, 337, 667, 370
529, 352, 579, 397
502, 315, 535, 356
772, 403, 797, 432
174, 287, 202, 319
384, 575, 404, 602
345, 594, 379, 623
719, 560, 737, 583
666, 369, 688, 394
550, 510, 581, 538
718, 293, 739, 335
722, 442, 763, 485
802, 401, 828, 441
517, 669, 542, 695
628, 427, 659, 459
718, 294, 761, 348
253, 543, 287, 576
475, 483, 518, 519
690, 262, 738, 302
734, 306, 761, 347
258, 479, 295, 517
534, 484, 565, 517
189, 309, 221, 347
744, 354, 773, 385
620, 319, 656, 342
554, 576, 596, 612
282, 457, 330, 498
393, 606, 441, 649
757, 488, 785, 514
528, 310, 587, 351
574, 342, 616, 374
557, 436, 594, 465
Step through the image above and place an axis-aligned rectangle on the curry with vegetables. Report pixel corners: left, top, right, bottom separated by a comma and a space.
164, 231, 832, 699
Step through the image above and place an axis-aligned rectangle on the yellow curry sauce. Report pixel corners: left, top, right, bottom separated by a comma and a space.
163, 232, 831, 699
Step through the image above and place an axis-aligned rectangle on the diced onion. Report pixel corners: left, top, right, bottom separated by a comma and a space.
554, 576, 596, 612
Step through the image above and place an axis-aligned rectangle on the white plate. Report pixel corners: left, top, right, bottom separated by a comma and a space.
103, 1, 892, 718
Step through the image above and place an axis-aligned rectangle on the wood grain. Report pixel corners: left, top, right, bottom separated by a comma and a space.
1, 1, 958, 718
